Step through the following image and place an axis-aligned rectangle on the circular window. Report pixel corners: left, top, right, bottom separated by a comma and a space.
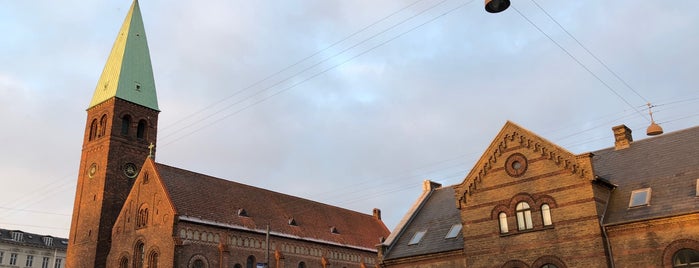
123, 163, 139, 178
505, 153, 528, 177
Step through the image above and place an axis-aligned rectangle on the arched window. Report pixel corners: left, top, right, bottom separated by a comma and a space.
541, 265, 558, 268
234, 264, 242, 268
121, 115, 132, 135
133, 241, 145, 268
89, 119, 98, 141
541, 204, 552, 226
99, 114, 108, 137
298, 261, 306, 268
192, 260, 205, 268
148, 250, 159, 268
189, 255, 208, 268
119, 257, 129, 268
137, 206, 149, 228
673, 249, 699, 267
516, 202, 533, 230
137, 120, 147, 139
246, 255, 256, 268
498, 212, 509, 233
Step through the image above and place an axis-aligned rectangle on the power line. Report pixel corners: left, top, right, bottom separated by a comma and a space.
512, 6, 649, 122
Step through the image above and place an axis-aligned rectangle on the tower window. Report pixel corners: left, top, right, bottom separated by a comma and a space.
137, 120, 147, 139
99, 114, 108, 137
121, 115, 132, 135
89, 119, 98, 141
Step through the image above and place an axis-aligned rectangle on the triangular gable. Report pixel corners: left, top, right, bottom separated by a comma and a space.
454, 121, 592, 207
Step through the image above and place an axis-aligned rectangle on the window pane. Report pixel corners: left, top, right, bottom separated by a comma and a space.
499, 212, 509, 233
445, 224, 462, 238
542, 204, 552, 226
629, 188, 651, 207
408, 230, 427, 245
524, 210, 533, 229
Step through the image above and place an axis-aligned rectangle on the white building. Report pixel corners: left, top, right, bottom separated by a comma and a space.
0, 229, 67, 268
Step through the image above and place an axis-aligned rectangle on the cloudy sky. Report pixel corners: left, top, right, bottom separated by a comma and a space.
1, 1, 698, 238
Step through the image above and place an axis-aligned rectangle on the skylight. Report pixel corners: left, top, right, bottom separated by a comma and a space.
445, 224, 462, 239
629, 188, 651, 207
408, 230, 427, 245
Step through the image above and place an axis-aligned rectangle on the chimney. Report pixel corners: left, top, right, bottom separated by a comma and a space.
373, 208, 382, 220
612, 124, 633, 150
422, 180, 442, 192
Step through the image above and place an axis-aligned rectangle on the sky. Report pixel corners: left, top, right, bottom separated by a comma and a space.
1, 1, 698, 239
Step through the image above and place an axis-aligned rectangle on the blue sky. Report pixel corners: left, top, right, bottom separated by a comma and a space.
1, 0, 698, 238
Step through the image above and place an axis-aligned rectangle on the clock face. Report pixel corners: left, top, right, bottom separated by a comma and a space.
505, 153, 528, 178
88, 163, 98, 178
123, 163, 139, 178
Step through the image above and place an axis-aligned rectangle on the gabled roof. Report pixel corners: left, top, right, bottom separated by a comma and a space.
0, 228, 68, 250
382, 185, 463, 260
89, 0, 159, 111
593, 125, 699, 225
154, 163, 389, 251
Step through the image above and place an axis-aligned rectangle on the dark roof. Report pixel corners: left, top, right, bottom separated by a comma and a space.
383, 186, 463, 260
0, 228, 68, 251
593, 125, 699, 225
154, 163, 389, 250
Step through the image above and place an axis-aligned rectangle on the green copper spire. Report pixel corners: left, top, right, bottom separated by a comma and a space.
89, 0, 159, 111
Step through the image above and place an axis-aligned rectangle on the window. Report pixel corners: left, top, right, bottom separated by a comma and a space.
0, 251, 3, 264
148, 251, 159, 268
516, 202, 533, 230
499, 212, 509, 233
43, 236, 53, 246
673, 249, 699, 267
234, 264, 242, 268
42, 257, 50, 268
26, 255, 34, 267
137, 120, 147, 139
246, 256, 256, 268
408, 230, 426, 245
121, 115, 132, 135
541, 265, 558, 268
10, 253, 17, 265
193, 260, 205, 268
445, 224, 462, 239
99, 114, 108, 137
134, 241, 145, 268
54, 258, 62, 268
629, 188, 651, 207
11, 231, 23, 241
119, 257, 129, 268
89, 119, 98, 140
298, 262, 306, 268
137, 206, 149, 228
541, 204, 553, 226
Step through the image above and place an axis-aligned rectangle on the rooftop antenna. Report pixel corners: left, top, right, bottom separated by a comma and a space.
646, 103, 664, 136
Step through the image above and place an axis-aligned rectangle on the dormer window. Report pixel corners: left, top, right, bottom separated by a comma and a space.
408, 230, 426, 245
288, 217, 297, 226
330, 226, 339, 234
445, 224, 462, 239
11, 231, 23, 241
237, 208, 248, 217
629, 188, 651, 207
43, 236, 54, 246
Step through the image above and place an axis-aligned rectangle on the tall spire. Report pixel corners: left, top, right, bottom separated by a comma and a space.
89, 0, 159, 111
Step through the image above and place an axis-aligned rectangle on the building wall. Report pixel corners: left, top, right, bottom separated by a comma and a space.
606, 213, 699, 267
173, 222, 380, 268
380, 250, 466, 268
108, 160, 175, 267
0, 240, 66, 268
455, 129, 609, 267
67, 98, 158, 268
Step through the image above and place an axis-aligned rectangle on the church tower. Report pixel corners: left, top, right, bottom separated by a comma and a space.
66, 1, 159, 267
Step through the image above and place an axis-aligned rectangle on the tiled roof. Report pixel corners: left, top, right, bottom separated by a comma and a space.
0, 228, 68, 250
155, 163, 389, 250
593, 125, 699, 225
383, 186, 463, 260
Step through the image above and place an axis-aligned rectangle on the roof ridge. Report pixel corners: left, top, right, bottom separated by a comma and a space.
593, 124, 699, 153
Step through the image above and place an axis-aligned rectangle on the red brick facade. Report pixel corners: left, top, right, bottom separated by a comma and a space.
67, 97, 159, 268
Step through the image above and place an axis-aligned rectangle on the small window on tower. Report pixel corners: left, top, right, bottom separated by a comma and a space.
137, 120, 147, 139
135, 82, 141, 91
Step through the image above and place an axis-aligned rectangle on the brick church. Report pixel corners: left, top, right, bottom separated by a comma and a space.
378, 121, 699, 267
66, 1, 389, 267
